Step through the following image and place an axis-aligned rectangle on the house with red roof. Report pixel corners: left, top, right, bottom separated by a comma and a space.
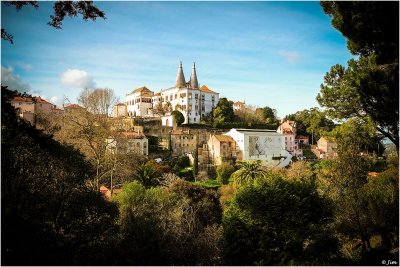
11, 95, 61, 125
233, 101, 246, 111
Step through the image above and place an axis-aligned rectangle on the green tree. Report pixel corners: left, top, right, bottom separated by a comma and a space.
132, 163, 162, 188
363, 166, 399, 254
295, 108, 335, 144
285, 161, 314, 181
193, 142, 199, 176
329, 117, 384, 155
171, 110, 185, 126
2, 1, 106, 44
222, 173, 339, 265
320, 2, 398, 63
232, 160, 267, 186
316, 142, 372, 258
319, 2, 399, 153
213, 97, 234, 125
113, 181, 176, 265
167, 180, 223, 265
256, 106, 277, 122
114, 180, 223, 265
168, 180, 222, 230
216, 163, 235, 185
317, 142, 399, 264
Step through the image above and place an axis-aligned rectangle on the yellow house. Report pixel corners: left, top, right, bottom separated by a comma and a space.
207, 134, 237, 165
317, 137, 337, 159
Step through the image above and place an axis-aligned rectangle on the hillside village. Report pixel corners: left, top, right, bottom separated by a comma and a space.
10, 62, 340, 179
2, 1, 398, 265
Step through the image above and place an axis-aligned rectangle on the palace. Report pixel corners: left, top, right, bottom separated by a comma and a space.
124, 62, 219, 124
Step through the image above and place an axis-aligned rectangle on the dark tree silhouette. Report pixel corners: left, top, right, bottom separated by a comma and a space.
2, 1, 106, 44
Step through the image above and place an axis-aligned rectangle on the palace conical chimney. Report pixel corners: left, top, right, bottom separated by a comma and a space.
175, 61, 186, 88
190, 62, 199, 89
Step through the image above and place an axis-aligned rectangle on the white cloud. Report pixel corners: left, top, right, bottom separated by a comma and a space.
17, 62, 33, 71
1, 66, 31, 92
60, 69, 96, 89
278, 50, 300, 63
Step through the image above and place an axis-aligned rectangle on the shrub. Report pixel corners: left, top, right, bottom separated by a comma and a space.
222, 174, 339, 265
216, 164, 235, 185
179, 167, 194, 181
171, 110, 185, 126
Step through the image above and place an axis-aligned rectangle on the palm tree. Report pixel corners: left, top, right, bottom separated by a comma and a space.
232, 160, 267, 186
132, 164, 162, 188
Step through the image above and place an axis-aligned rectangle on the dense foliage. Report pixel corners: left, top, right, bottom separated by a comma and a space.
2, 2, 398, 264
216, 163, 236, 184
319, 1, 399, 152
223, 173, 339, 265
171, 110, 185, 126
213, 97, 235, 125
2, 87, 119, 265
113, 180, 223, 265
284, 107, 335, 144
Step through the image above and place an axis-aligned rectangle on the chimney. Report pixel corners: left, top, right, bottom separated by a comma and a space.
175, 61, 186, 88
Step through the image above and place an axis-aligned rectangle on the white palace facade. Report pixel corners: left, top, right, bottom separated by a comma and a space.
124, 62, 219, 124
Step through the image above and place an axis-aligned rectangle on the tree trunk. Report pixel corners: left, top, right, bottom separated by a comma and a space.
96, 158, 100, 193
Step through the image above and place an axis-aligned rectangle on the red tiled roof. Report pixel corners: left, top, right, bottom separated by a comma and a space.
12, 96, 34, 102
282, 127, 293, 134
65, 104, 84, 109
233, 101, 245, 105
200, 85, 217, 94
35, 97, 53, 104
12, 96, 55, 105
116, 131, 145, 139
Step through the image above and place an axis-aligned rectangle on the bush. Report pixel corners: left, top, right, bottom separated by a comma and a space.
216, 164, 235, 185
167, 155, 191, 174
303, 148, 318, 160
171, 110, 185, 126
179, 167, 194, 181
222, 173, 339, 265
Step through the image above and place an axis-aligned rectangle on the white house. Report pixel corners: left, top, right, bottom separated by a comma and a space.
126, 86, 154, 117
161, 115, 176, 127
112, 103, 128, 117
127, 62, 219, 124
152, 62, 219, 124
224, 128, 292, 167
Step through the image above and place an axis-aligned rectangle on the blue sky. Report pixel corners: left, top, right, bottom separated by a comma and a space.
1, 1, 352, 117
